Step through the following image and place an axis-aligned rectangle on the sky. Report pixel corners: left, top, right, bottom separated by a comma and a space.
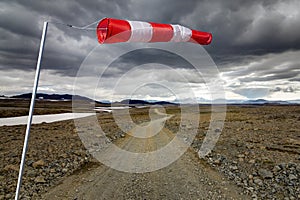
0, 0, 300, 102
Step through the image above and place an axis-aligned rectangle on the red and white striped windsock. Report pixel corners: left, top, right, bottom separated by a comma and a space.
96, 18, 212, 45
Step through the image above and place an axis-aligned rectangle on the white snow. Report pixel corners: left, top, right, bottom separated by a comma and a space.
94, 106, 131, 113
0, 113, 94, 126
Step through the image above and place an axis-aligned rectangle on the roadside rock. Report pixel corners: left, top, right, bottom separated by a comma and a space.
34, 176, 46, 183
32, 160, 45, 168
253, 178, 263, 186
258, 169, 273, 179
289, 174, 297, 181
203, 151, 300, 199
4, 164, 19, 171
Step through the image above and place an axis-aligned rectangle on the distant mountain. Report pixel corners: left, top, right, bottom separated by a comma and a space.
244, 99, 290, 105
11, 93, 98, 102
9, 94, 176, 105
225, 99, 246, 104
117, 99, 177, 105
7, 93, 299, 105
144, 100, 177, 105
100, 100, 112, 104
173, 97, 211, 104
0, 94, 8, 99
288, 99, 300, 104
222, 99, 292, 105
244, 99, 269, 104
175, 98, 295, 105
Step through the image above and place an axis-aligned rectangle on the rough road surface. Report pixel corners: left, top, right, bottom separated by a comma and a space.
42, 110, 248, 200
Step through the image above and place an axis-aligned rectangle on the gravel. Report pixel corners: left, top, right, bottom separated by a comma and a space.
203, 153, 300, 199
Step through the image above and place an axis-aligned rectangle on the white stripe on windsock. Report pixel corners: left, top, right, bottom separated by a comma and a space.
170, 24, 192, 42
128, 21, 153, 42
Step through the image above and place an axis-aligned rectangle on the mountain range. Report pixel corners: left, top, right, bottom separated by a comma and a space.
5, 93, 300, 105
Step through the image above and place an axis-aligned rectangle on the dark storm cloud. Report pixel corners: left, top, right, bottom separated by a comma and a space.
178, 0, 300, 66
270, 86, 297, 93
290, 78, 300, 82
240, 71, 299, 82
0, 0, 300, 78
236, 62, 300, 83
222, 50, 300, 86
0, 0, 132, 74
104, 48, 195, 77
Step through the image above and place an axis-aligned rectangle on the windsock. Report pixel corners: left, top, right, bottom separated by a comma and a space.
96, 18, 212, 45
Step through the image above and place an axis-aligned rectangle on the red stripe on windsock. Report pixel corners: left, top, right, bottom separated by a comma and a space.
149, 22, 173, 42
97, 18, 131, 44
189, 30, 212, 45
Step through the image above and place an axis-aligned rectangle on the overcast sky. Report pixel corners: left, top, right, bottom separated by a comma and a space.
0, 0, 300, 101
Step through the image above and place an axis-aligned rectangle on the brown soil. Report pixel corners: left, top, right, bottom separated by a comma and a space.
0, 100, 299, 199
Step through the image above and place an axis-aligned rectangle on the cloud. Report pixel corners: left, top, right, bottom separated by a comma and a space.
0, 69, 76, 96
270, 86, 297, 93
0, 0, 300, 101
1, 0, 300, 72
222, 50, 300, 83
233, 88, 270, 99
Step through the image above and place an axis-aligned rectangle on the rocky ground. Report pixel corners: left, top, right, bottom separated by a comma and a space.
0, 99, 73, 118
192, 105, 300, 200
0, 102, 299, 199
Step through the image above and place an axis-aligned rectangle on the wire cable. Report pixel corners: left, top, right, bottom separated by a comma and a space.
48, 19, 107, 31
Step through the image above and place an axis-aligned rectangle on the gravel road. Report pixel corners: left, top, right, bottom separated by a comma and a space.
42, 110, 248, 200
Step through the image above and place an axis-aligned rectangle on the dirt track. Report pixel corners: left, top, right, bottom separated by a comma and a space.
42, 110, 247, 200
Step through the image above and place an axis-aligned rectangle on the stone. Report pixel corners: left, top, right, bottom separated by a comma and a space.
249, 159, 256, 164
34, 176, 46, 183
32, 159, 45, 168
254, 178, 263, 186
289, 174, 297, 180
27, 170, 36, 177
273, 165, 281, 172
258, 169, 273, 179
279, 163, 286, 170
215, 128, 221, 132
74, 150, 84, 156
60, 153, 68, 158
213, 159, 221, 165
62, 168, 68, 173
4, 164, 19, 171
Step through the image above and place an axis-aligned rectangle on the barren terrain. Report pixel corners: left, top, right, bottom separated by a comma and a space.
0, 100, 299, 199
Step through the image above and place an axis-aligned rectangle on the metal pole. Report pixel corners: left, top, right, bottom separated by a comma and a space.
15, 21, 48, 200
